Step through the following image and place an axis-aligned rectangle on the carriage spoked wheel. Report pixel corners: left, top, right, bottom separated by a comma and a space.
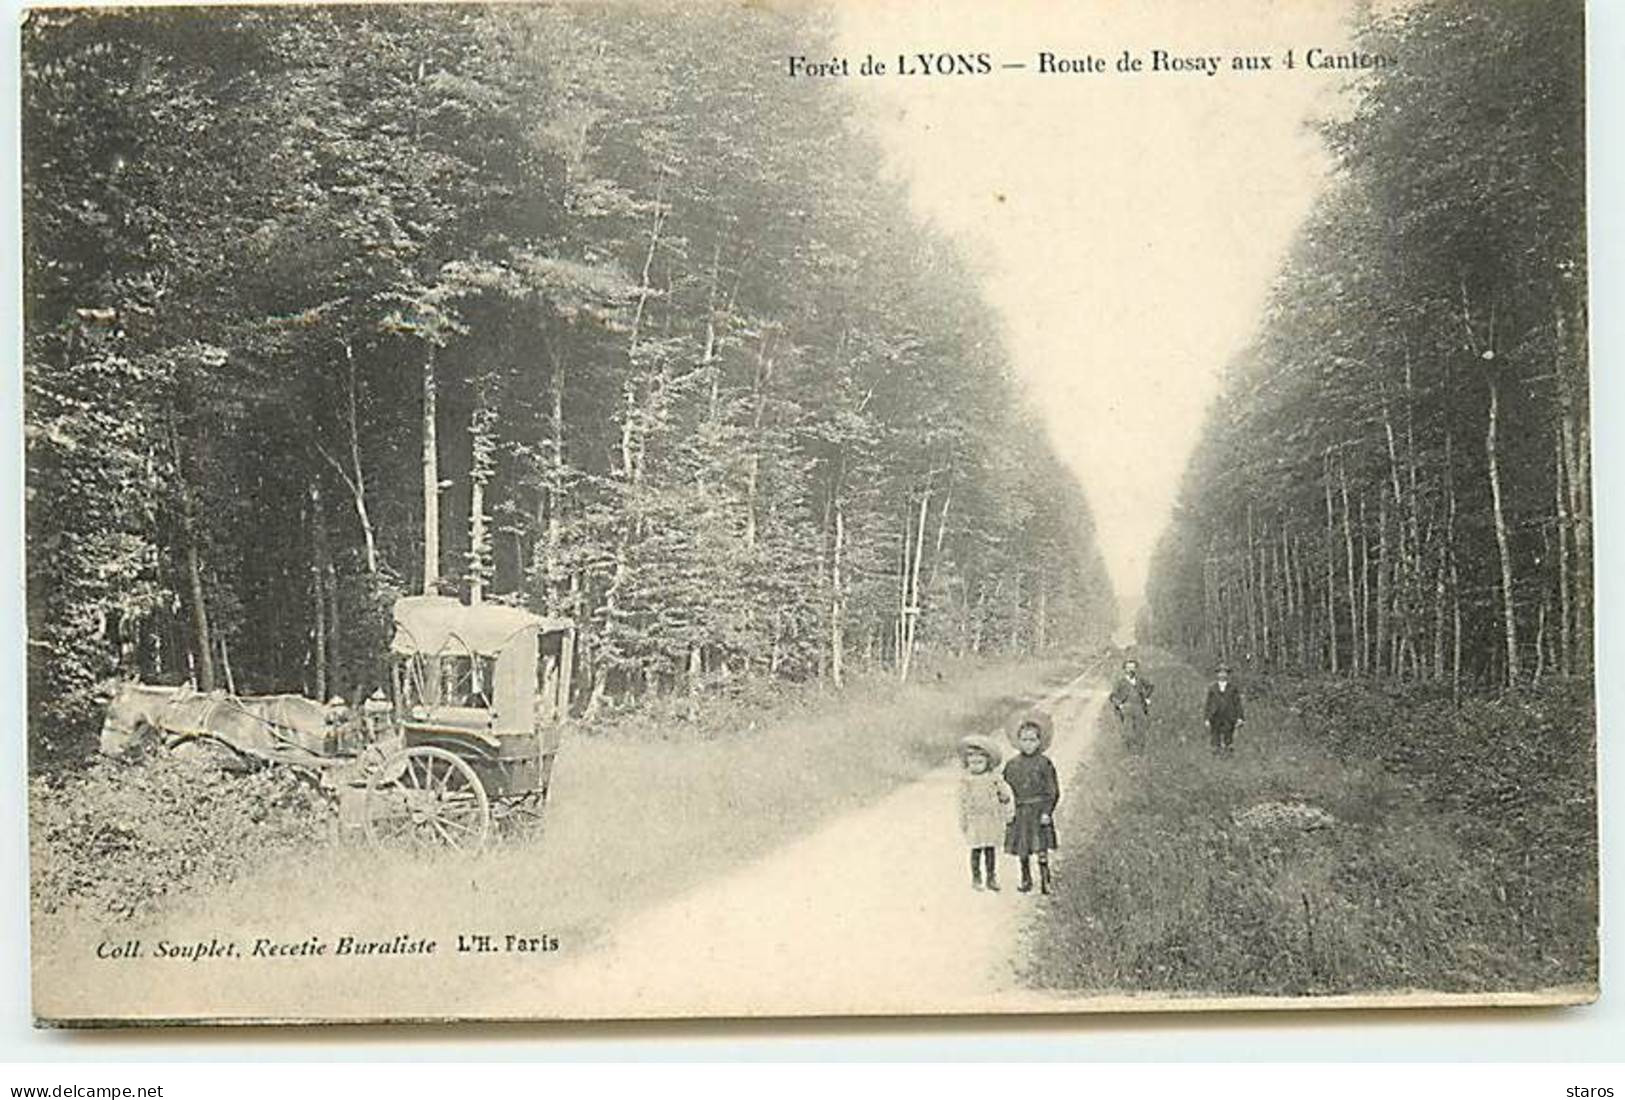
363, 746, 491, 850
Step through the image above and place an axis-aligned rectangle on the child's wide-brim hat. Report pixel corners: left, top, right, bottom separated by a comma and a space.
1008, 709, 1055, 751
959, 734, 1004, 766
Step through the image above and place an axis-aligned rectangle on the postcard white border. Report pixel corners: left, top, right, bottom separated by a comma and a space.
0, 0, 1619, 1062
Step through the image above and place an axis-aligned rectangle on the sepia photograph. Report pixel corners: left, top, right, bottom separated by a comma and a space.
18, 0, 1595, 1025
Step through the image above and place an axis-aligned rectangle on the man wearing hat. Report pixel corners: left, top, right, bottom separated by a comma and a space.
1203, 663, 1245, 755
1109, 658, 1155, 752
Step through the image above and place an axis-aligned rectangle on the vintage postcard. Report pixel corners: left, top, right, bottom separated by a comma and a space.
20, 0, 1595, 1025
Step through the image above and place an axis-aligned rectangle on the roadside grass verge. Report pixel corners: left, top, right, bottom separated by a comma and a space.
1024, 656, 1596, 998
29, 757, 328, 925
33, 654, 1077, 958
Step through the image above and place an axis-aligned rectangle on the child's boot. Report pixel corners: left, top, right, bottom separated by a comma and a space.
970, 850, 984, 891
1018, 856, 1033, 893
1039, 859, 1053, 896
985, 850, 1001, 892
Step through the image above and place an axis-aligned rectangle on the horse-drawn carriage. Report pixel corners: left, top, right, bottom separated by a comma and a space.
99, 596, 576, 851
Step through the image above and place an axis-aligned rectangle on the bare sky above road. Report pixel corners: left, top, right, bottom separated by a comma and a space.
835, 0, 1361, 616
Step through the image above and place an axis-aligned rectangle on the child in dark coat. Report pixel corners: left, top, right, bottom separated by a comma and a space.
1004, 713, 1060, 894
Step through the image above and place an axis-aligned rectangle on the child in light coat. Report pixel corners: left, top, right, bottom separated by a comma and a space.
958, 734, 1015, 891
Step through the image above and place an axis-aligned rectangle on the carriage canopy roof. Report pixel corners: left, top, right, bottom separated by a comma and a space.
390, 595, 571, 657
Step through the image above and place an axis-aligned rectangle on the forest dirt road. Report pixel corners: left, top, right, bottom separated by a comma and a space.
34, 668, 1108, 1024
471, 674, 1106, 1020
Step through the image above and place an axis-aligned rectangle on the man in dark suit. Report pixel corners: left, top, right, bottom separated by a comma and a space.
1204, 663, 1245, 755
1110, 658, 1154, 752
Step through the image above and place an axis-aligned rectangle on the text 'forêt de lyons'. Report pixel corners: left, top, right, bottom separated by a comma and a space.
786, 49, 1395, 79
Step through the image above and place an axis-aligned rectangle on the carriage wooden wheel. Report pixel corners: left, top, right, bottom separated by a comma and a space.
363, 745, 492, 850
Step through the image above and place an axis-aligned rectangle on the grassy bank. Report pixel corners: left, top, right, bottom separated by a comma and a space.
34, 654, 1076, 954
29, 756, 329, 923
1024, 654, 1597, 998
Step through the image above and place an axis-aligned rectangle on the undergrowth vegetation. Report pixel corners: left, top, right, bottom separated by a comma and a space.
1024, 656, 1596, 997
29, 754, 331, 924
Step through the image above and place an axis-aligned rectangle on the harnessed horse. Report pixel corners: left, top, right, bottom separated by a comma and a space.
99, 682, 334, 768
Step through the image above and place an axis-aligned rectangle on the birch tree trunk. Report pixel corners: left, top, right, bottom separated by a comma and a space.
1244, 502, 1259, 662
1555, 431, 1572, 676
1359, 499, 1371, 675
1293, 532, 1310, 669
1445, 428, 1462, 700
894, 507, 909, 669
1486, 376, 1521, 686
1203, 554, 1218, 661
421, 346, 440, 595
594, 177, 669, 698
1278, 522, 1292, 667
899, 489, 930, 682
314, 482, 340, 696
1573, 416, 1592, 670
557, 626, 577, 721
1035, 573, 1049, 652
1265, 525, 1277, 665
218, 634, 237, 696
168, 417, 216, 692
1432, 534, 1448, 681
1452, 553, 1463, 703
542, 344, 568, 616
182, 509, 215, 691
926, 484, 953, 601
583, 665, 609, 720
1534, 600, 1548, 687
317, 342, 380, 577
830, 500, 845, 688
467, 394, 496, 605
1376, 492, 1390, 678
1553, 303, 1590, 672
468, 463, 487, 605
1008, 568, 1023, 652
1339, 455, 1359, 676
311, 484, 328, 702
1323, 450, 1339, 674
1257, 505, 1273, 665
744, 332, 773, 548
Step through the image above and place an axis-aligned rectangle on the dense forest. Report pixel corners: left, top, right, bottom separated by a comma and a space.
23, 4, 1115, 764
1144, 2, 1588, 693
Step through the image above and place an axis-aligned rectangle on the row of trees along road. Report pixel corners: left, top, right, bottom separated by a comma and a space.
23, 5, 1115, 763
1143, 2, 1588, 694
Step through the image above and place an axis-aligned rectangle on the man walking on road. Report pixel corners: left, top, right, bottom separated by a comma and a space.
1204, 663, 1245, 755
1109, 658, 1154, 752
